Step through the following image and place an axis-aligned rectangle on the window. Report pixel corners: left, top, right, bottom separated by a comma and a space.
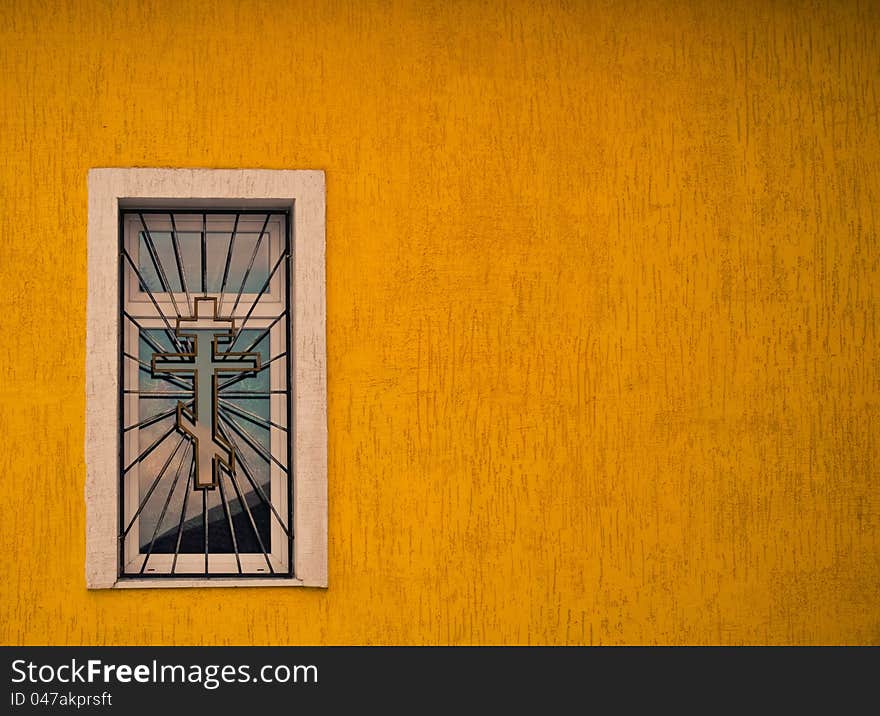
86, 169, 326, 588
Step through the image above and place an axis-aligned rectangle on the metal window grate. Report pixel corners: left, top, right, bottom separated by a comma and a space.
117, 208, 293, 579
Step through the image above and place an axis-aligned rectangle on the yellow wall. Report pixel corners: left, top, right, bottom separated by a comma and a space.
1, 0, 878, 645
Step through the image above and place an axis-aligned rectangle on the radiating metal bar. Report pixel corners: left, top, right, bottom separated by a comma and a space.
219, 391, 285, 399
218, 399, 287, 432
122, 423, 178, 475
218, 409, 288, 473
139, 213, 183, 318
140, 439, 192, 574
217, 351, 287, 391
124, 390, 192, 398
241, 310, 287, 354
124, 352, 192, 392
218, 422, 290, 536
123, 401, 192, 433
223, 390, 272, 400
201, 212, 207, 296
228, 252, 288, 349
223, 455, 275, 574
169, 213, 193, 316
228, 214, 271, 317
203, 489, 209, 574
123, 311, 168, 355
122, 250, 186, 352
216, 214, 240, 315
217, 468, 242, 574
171, 455, 196, 574
121, 434, 188, 537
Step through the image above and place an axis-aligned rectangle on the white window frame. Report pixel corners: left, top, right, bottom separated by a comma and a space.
86, 169, 327, 589
121, 213, 289, 577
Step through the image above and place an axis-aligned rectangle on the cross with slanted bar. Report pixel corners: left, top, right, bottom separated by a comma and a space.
151, 297, 261, 489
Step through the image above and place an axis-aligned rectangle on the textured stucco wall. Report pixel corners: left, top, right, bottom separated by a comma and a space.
0, 0, 878, 645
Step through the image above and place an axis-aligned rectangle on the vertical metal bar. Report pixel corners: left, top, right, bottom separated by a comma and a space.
121, 434, 187, 537
138, 213, 183, 318
201, 212, 207, 296
122, 423, 178, 476
117, 210, 125, 579
169, 213, 193, 316
219, 424, 291, 536
285, 207, 294, 577
122, 311, 168, 355
216, 351, 286, 391
225, 457, 275, 574
241, 309, 287, 354
123, 401, 192, 433
217, 213, 240, 315
228, 251, 288, 349
139, 440, 192, 574
171, 455, 196, 574
121, 251, 185, 352
217, 470, 242, 574
124, 352, 192, 391
228, 214, 271, 317
218, 399, 286, 432
218, 409, 288, 473
203, 489, 209, 575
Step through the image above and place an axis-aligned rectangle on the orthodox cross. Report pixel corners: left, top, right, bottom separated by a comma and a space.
151, 297, 261, 489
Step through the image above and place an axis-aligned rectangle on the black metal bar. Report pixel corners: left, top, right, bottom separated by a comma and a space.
218, 409, 288, 473
224, 456, 275, 574
123, 352, 192, 392
121, 250, 186, 352
216, 214, 240, 315
203, 488, 209, 574
117, 572, 279, 580
228, 214, 271, 317
127, 209, 284, 215
124, 391, 192, 398
121, 435, 187, 537
168, 213, 193, 316
139, 213, 183, 319
228, 253, 288, 349
123, 401, 192, 433
117, 214, 125, 580
139, 439, 192, 574
123, 311, 168, 355
171, 456, 196, 574
218, 399, 287, 432
218, 422, 290, 536
218, 391, 284, 399
122, 423, 178, 475
217, 351, 287, 391
217, 468, 242, 574
284, 206, 294, 578
217, 391, 272, 400
201, 212, 207, 296
241, 310, 287, 354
